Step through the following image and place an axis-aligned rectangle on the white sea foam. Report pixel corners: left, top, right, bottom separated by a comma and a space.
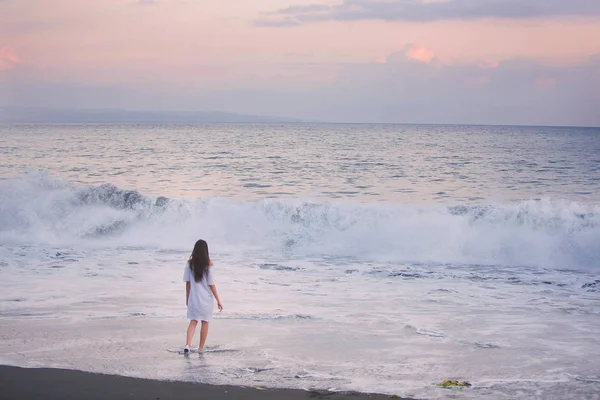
1, 173, 599, 270
1, 180, 599, 399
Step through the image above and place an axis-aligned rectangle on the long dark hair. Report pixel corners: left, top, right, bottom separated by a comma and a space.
189, 239, 210, 282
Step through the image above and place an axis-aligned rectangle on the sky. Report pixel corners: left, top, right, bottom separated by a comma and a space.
1, 0, 600, 126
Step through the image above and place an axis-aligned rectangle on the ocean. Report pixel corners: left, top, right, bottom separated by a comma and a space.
1, 123, 599, 399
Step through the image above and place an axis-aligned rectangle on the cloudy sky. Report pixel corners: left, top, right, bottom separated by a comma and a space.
1, 0, 600, 126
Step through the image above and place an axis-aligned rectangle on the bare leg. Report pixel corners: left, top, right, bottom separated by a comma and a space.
186, 320, 198, 347
199, 320, 209, 349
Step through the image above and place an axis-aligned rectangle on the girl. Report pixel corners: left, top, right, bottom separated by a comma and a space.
183, 239, 223, 353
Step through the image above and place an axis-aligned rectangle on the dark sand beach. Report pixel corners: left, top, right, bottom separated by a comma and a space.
0, 366, 412, 400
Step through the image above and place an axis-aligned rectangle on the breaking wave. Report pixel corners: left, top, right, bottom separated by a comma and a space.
1, 174, 599, 270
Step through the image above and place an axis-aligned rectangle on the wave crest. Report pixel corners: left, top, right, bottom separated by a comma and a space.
1, 174, 599, 270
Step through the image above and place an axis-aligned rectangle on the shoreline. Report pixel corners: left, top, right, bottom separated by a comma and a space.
0, 365, 415, 400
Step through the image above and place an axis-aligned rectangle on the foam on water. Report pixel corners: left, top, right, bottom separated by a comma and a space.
1, 173, 599, 271
2, 172, 600, 399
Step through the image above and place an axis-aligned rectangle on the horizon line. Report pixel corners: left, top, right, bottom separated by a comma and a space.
0, 106, 598, 129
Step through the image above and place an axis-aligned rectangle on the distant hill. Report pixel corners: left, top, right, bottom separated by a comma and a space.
0, 106, 300, 123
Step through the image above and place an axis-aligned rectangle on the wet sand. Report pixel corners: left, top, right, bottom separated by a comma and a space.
0, 365, 413, 400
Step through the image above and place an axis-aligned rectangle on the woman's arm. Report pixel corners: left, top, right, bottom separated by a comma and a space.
185, 282, 190, 306
209, 285, 223, 311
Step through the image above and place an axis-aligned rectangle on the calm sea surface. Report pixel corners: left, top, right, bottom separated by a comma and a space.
1, 123, 599, 399
2, 123, 599, 203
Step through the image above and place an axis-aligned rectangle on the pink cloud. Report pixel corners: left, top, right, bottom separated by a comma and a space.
0, 46, 21, 70
386, 43, 437, 64
404, 43, 435, 63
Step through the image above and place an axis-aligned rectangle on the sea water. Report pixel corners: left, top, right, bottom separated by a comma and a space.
0, 123, 599, 399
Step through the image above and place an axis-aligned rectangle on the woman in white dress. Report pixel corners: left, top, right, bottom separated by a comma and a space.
183, 239, 223, 353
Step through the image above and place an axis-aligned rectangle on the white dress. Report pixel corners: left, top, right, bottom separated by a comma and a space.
183, 262, 215, 321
